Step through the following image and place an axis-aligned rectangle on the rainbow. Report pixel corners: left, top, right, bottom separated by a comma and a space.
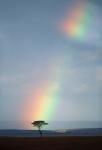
60, 1, 92, 41
22, 59, 64, 121
22, 1, 97, 122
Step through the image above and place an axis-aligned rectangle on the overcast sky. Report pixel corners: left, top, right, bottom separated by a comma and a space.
0, 0, 102, 126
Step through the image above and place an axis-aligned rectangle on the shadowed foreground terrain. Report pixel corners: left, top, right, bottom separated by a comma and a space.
0, 136, 102, 150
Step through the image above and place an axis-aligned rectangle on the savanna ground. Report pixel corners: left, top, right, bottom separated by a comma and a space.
0, 136, 102, 150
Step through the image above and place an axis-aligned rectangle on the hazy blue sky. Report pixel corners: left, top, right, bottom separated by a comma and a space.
0, 0, 102, 125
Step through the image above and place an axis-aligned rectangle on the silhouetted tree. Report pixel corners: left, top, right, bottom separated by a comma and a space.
32, 120, 48, 137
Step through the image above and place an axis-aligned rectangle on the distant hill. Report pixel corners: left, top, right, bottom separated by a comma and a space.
0, 128, 102, 137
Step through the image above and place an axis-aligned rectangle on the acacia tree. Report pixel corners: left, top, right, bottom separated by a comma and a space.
32, 120, 48, 137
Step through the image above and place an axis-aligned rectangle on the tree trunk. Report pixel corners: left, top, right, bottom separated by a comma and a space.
38, 127, 42, 137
